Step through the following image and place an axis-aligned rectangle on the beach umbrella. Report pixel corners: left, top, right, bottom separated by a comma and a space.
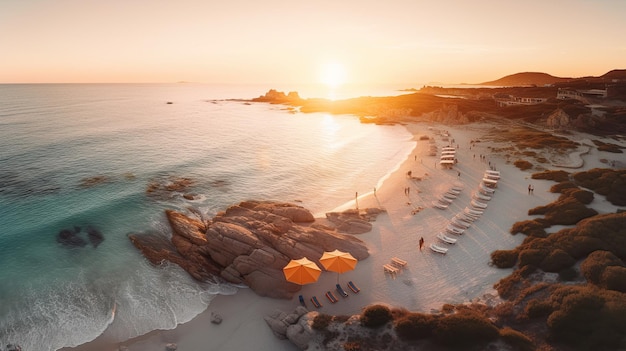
319, 249, 358, 282
283, 257, 322, 285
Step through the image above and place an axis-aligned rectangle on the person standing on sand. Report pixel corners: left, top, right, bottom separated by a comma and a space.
419, 237, 425, 251
528, 184, 531, 194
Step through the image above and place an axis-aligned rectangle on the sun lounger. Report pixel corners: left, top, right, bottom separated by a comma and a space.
437, 233, 457, 244
451, 218, 471, 229
299, 295, 307, 307
391, 257, 407, 267
472, 192, 491, 201
443, 193, 457, 200
432, 201, 448, 210
439, 196, 454, 204
446, 225, 464, 235
470, 199, 488, 209
447, 188, 461, 195
383, 264, 399, 274
325, 291, 339, 303
430, 243, 449, 255
456, 213, 476, 223
465, 207, 483, 216
348, 281, 360, 293
336, 284, 349, 298
311, 296, 322, 308
479, 183, 495, 194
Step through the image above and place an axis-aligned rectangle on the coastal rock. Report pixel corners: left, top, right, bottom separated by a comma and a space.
165, 343, 177, 351
210, 312, 223, 324
130, 200, 374, 298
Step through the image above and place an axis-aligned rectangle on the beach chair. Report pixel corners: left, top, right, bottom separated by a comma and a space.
391, 257, 407, 267
310, 296, 322, 308
383, 264, 399, 274
325, 291, 339, 303
430, 243, 449, 255
432, 201, 448, 210
336, 284, 349, 298
446, 224, 464, 235
299, 295, 307, 307
470, 199, 488, 210
437, 233, 457, 244
347, 281, 360, 294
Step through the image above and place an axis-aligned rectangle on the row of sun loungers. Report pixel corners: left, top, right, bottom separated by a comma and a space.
301, 281, 361, 309
432, 173, 499, 256
433, 184, 464, 210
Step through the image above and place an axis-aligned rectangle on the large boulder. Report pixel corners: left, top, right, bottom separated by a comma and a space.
129, 200, 375, 298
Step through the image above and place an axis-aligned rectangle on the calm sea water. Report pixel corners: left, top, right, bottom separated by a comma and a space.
0, 84, 414, 350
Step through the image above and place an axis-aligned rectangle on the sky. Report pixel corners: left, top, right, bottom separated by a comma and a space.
1, 0, 625, 86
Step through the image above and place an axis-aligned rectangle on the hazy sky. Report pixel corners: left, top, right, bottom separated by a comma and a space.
1, 0, 625, 85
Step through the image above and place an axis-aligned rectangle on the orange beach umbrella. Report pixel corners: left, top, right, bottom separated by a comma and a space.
319, 249, 358, 274
283, 257, 322, 285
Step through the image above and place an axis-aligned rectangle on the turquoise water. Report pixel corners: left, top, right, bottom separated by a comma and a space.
0, 84, 414, 349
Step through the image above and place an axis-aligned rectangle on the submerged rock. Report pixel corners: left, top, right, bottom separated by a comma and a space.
130, 200, 375, 298
57, 228, 87, 247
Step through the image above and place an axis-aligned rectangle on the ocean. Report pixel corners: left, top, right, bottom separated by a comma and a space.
0, 83, 414, 350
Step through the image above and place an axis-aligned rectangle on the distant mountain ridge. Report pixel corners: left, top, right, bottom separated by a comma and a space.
479, 69, 626, 86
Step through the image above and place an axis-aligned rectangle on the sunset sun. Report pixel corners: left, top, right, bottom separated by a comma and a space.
319, 62, 347, 88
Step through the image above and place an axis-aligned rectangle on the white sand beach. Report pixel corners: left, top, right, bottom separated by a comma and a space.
69, 121, 620, 351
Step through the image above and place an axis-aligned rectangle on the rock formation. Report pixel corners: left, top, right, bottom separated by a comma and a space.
129, 200, 375, 299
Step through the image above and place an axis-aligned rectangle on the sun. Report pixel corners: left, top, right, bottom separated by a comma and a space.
319, 62, 347, 88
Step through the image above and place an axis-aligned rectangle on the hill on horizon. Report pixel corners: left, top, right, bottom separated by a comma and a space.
479, 72, 571, 86
479, 69, 626, 87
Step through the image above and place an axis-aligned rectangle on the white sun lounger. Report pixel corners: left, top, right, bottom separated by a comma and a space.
439, 196, 454, 204
432, 201, 449, 210
446, 225, 465, 235
456, 213, 477, 223
451, 218, 471, 229
430, 243, 448, 255
465, 207, 483, 216
447, 188, 462, 195
470, 199, 488, 209
437, 233, 457, 244
472, 192, 491, 201
479, 184, 495, 194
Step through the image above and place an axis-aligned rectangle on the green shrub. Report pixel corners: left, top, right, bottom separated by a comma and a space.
540, 249, 576, 272
572, 168, 626, 206
549, 181, 578, 193
545, 286, 626, 349
491, 249, 518, 268
360, 304, 392, 328
394, 313, 435, 340
532, 170, 570, 182
312, 313, 333, 330
510, 220, 547, 237
499, 327, 535, 351
600, 266, 626, 292
563, 188, 594, 204
524, 299, 552, 319
514, 159, 533, 170
433, 311, 499, 348
518, 249, 548, 268
580, 250, 624, 284
343, 341, 361, 351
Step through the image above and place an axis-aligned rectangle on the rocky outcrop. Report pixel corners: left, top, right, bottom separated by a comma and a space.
129, 200, 375, 299
546, 108, 571, 129
264, 306, 312, 348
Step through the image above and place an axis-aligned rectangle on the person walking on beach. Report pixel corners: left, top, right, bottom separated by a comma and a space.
419, 237, 425, 251
528, 184, 531, 194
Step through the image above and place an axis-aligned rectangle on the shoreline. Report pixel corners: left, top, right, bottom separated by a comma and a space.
65, 120, 618, 351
